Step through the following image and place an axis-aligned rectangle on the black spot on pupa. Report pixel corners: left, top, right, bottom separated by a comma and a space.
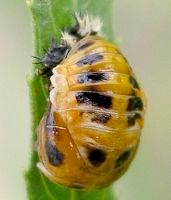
77, 72, 109, 84
115, 150, 131, 168
75, 91, 112, 109
45, 141, 64, 166
128, 113, 141, 126
76, 53, 103, 67
88, 149, 106, 166
91, 112, 112, 124
78, 41, 94, 50
129, 76, 140, 89
127, 96, 143, 111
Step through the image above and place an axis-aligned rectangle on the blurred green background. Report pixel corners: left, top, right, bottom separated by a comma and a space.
0, 0, 171, 199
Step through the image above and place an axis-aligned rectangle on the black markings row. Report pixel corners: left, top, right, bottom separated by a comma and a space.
87, 147, 132, 169
77, 72, 109, 84
75, 91, 112, 109
76, 91, 143, 111
76, 53, 103, 67
76, 91, 143, 126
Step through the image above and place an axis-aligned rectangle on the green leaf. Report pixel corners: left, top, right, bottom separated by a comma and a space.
25, 0, 117, 199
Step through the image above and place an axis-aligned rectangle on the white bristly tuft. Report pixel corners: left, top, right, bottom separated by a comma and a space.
75, 12, 102, 37
61, 13, 102, 47
61, 31, 77, 47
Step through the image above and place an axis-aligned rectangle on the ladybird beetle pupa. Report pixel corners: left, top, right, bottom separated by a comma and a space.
36, 13, 146, 189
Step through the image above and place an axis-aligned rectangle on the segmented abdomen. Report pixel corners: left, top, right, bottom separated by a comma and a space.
50, 36, 146, 146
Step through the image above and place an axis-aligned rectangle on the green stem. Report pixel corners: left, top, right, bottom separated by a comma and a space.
70, 190, 77, 200
25, 0, 117, 199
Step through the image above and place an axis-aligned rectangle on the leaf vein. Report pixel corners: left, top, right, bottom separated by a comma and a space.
39, 172, 57, 200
